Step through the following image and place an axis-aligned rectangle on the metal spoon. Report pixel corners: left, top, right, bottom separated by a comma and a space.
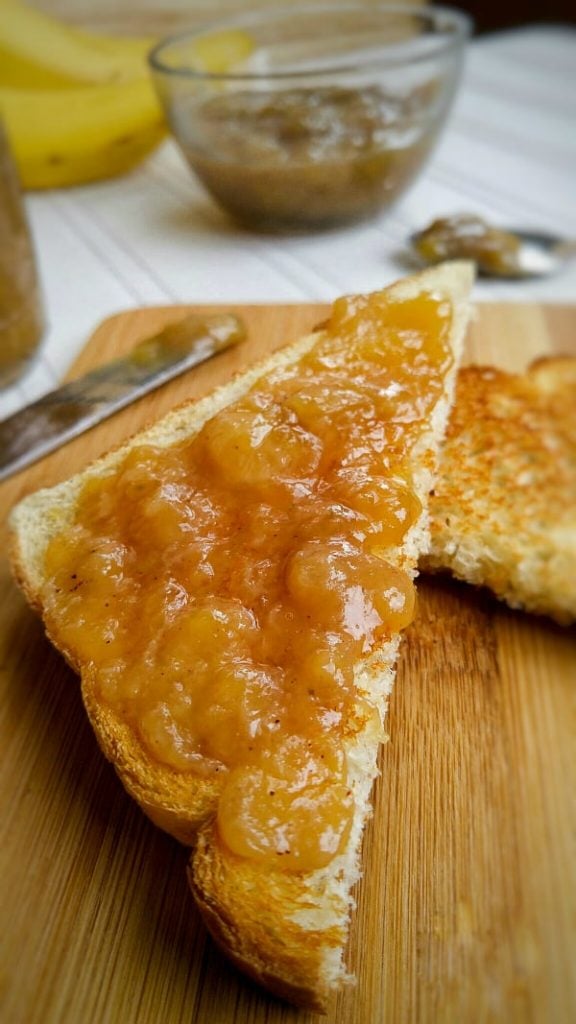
410, 224, 576, 280
486, 230, 576, 279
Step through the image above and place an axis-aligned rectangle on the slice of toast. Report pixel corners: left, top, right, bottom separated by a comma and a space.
8, 262, 473, 1011
424, 357, 576, 625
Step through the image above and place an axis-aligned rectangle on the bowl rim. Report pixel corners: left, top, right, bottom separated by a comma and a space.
148, 2, 472, 82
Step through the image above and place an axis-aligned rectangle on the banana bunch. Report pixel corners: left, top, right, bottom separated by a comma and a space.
0, 0, 165, 188
0, 1, 253, 190
0, 0, 155, 88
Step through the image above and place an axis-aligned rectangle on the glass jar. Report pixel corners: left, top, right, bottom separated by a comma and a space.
0, 119, 44, 388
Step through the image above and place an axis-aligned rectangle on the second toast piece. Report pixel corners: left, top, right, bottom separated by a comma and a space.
425, 356, 576, 624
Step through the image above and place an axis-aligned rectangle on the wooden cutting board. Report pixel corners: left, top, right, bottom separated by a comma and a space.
1, 303, 574, 1024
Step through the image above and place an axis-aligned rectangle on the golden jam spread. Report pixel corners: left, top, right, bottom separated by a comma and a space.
42, 292, 452, 870
179, 85, 438, 231
413, 213, 522, 277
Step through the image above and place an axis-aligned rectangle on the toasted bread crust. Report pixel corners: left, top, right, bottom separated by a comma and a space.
190, 822, 341, 1012
8, 263, 474, 1009
424, 356, 576, 624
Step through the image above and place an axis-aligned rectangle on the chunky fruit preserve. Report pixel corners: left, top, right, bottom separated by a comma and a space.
42, 290, 453, 870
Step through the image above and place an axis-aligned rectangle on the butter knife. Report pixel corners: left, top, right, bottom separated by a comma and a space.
0, 312, 245, 482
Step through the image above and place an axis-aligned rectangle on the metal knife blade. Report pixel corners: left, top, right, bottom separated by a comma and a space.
0, 312, 245, 482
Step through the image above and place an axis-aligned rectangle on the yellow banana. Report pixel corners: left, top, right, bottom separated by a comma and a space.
0, 77, 166, 189
0, 1, 255, 189
0, 0, 254, 89
0, 0, 154, 88
161, 28, 255, 75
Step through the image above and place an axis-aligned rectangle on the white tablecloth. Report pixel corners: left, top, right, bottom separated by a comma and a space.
2, 24, 575, 420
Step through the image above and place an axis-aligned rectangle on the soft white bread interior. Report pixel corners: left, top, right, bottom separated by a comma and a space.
9, 262, 474, 1011
424, 356, 576, 625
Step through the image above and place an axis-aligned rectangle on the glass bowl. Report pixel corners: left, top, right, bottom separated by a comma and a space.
149, 3, 471, 232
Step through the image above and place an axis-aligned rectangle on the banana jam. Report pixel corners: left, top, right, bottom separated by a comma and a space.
42, 291, 453, 871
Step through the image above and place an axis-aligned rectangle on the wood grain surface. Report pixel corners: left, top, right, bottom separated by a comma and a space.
1, 303, 575, 1024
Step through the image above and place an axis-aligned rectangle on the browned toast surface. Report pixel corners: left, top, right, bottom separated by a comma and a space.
425, 356, 576, 624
